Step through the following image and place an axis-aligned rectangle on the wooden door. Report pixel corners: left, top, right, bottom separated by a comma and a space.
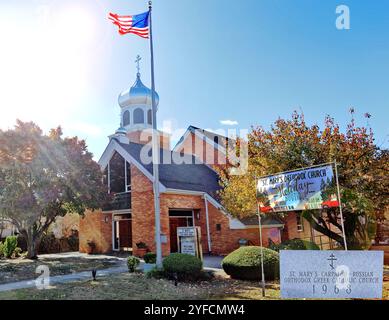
169, 218, 188, 253
119, 220, 132, 248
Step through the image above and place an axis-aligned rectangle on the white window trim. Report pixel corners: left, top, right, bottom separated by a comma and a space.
296, 215, 304, 232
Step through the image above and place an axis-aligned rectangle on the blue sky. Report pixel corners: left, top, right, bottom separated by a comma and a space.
0, 0, 388, 159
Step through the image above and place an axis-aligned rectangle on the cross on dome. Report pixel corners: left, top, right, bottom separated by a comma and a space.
118, 54, 159, 108
135, 55, 141, 74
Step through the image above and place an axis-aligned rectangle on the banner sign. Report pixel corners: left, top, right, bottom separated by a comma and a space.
280, 250, 384, 299
256, 164, 336, 212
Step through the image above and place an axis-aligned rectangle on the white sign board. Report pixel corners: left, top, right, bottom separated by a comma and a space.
257, 165, 335, 212
177, 227, 196, 237
280, 250, 384, 299
181, 241, 196, 256
176, 227, 202, 260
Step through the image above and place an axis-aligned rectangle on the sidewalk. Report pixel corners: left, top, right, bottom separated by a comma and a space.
0, 265, 127, 292
0, 254, 224, 293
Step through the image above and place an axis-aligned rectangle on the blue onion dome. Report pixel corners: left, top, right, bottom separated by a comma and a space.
115, 126, 127, 135
118, 73, 159, 108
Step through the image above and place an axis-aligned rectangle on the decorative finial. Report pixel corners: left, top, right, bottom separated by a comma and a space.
149, 1, 152, 8
135, 55, 141, 74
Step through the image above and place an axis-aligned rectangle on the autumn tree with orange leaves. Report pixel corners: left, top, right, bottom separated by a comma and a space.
218, 111, 388, 249
0, 121, 107, 258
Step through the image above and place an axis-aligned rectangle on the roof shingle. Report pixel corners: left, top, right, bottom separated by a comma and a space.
117, 140, 221, 197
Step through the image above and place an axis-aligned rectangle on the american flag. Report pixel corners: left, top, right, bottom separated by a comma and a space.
108, 11, 149, 39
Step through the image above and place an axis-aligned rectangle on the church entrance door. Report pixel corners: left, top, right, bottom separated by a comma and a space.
169, 210, 194, 253
112, 212, 132, 252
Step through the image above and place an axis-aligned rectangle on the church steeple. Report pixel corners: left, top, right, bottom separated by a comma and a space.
117, 55, 159, 133
112, 55, 169, 149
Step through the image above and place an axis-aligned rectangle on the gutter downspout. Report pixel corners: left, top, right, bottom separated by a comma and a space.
204, 194, 212, 253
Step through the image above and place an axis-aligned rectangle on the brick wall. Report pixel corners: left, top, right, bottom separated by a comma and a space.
284, 212, 345, 249
131, 168, 283, 257
283, 212, 313, 241
79, 210, 112, 253
160, 193, 208, 253
126, 129, 170, 149
176, 132, 227, 165
205, 201, 281, 255
80, 162, 283, 256
131, 164, 156, 255
161, 193, 282, 256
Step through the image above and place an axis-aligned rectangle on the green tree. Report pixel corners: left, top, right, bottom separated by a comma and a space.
217, 111, 389, 249
0, 120, 107, 259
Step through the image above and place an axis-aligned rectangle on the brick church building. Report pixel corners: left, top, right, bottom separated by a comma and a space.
79, 66, 327, 257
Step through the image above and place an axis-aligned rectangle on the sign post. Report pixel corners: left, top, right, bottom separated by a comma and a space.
256, 202, 266, 297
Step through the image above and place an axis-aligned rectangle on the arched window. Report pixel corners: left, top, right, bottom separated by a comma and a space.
123, 110, 130, 126
109, 152, 125, 193
107, 152, 132, 195
134, 108, 144, 124
214, 136, 219, 146
147, 109, 152, 125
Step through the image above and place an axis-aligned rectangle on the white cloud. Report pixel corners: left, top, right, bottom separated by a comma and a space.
220, 120, 239, 126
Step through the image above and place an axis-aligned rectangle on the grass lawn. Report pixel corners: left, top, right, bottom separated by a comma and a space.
0, 272, 280, 300
0, 256, 123, 284
0, 272, 388, 300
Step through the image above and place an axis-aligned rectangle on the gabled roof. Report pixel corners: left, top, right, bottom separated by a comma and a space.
188, 125, 233, 148
98, 138, 260, 230
173, 125, 236, 153
113, 139, 221, 197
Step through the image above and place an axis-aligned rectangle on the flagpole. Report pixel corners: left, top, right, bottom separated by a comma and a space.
148, 1, 163, 266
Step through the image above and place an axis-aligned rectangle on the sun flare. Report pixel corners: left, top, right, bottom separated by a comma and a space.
0, 4, 100, 130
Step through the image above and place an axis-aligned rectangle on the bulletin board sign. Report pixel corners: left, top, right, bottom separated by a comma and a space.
177, 227, 203, 260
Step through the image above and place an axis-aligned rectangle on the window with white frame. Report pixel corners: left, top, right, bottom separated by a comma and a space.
134, 108, 144, 124
123, 110, 130, 126
296, 214, 304, 232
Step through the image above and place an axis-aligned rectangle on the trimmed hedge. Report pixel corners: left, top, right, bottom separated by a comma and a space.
162, 253, 203, 280
269, 238, 320, 252
222, 246, 279, 280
